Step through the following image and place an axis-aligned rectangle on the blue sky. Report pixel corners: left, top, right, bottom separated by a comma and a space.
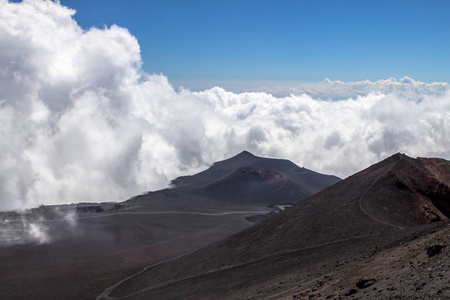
2, 0, 450, 210
46, 0, 450, 83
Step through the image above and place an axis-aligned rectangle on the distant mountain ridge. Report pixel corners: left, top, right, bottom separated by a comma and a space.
171, 151, 341, 205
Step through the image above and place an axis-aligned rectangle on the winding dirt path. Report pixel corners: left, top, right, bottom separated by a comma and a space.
270, 177, 304, 198
78, 210, 272, 219
358, 162, 405, 229
96, 233, 380, 300
0, 210, 271, 245
1, 210, 272, 223
95, 165, 406, 299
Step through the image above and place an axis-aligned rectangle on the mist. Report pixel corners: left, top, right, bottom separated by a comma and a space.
0, 207, 77, 245
1, 0, 450, 211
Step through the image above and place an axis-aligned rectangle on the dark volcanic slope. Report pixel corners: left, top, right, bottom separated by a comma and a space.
0, 151, 340, 300
102, 153, 450, 299
171, 151, 341, 205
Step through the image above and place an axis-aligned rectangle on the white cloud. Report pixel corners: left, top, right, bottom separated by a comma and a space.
173, 77, 450, 100
0, 0, 450, 211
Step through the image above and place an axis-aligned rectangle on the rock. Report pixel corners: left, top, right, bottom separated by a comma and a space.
345, 289, 357, 296
356, 278, 376, 289
427, 244, 444, 257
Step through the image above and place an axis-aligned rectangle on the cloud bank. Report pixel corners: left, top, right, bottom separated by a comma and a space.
173, 77, 450, 100
1, 0, 450, 211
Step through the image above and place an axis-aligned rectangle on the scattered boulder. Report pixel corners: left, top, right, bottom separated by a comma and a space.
345, 288, 357, 296
356, 278, 376, 289
427, 244, 444, 257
